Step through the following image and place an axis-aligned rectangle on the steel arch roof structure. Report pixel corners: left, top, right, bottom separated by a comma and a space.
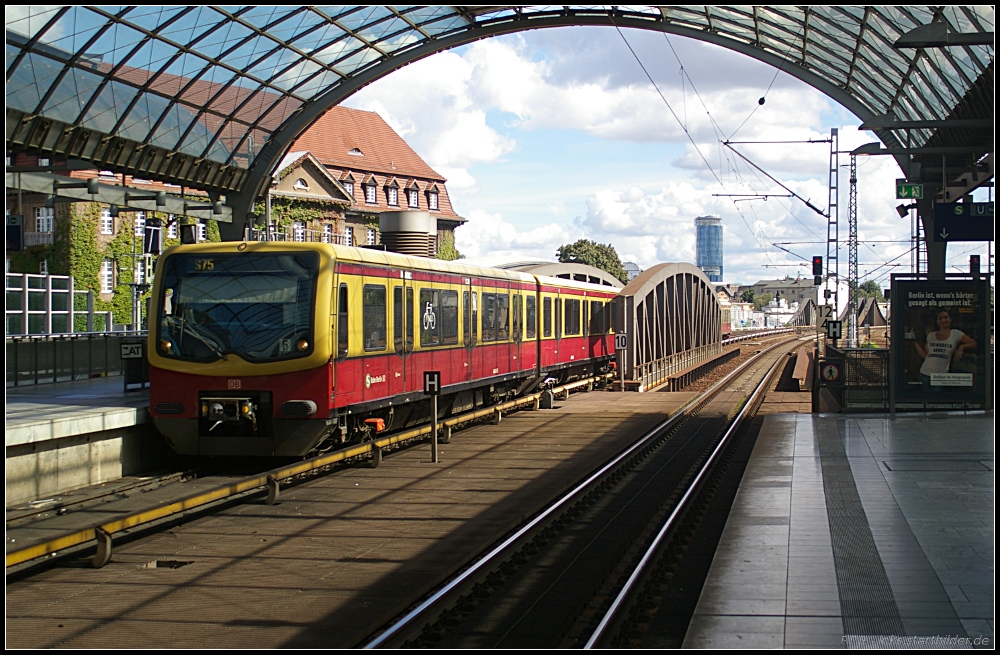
6, 6, 994, 235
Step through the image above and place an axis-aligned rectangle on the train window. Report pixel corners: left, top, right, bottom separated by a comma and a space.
363, 285, 387, 352
338, 283, 348, 358
441, 290, 459, 345
497, 294, 510, 340
555, 298, 562, 339
420, 289, 440, 346
526, 296, 536, 339
393, 286, 414, 354
464, 291, 478, 347
512, 294, 522, 341
481, 293, 496, 342
565, 299, 581, 336
590, 300, 604, 335
543, 297, 552, 337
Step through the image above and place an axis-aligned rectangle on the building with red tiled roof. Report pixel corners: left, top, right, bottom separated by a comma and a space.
289, 105, 464, 236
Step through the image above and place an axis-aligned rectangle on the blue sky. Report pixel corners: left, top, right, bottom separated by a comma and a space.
344, 26, 992, 287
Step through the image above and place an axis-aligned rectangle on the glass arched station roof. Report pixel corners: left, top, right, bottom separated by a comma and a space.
6, 6, 994, 214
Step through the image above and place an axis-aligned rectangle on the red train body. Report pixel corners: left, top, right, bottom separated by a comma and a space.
148, 242, 618, 456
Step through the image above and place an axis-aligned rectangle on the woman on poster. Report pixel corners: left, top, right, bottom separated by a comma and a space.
914, 308, 976, 392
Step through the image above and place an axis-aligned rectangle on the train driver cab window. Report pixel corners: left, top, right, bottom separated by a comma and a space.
526, 296, 536, 339
337, 283, 348, 358
543, 297, 552, 338
363, 284, 387, 351
565, 298, 581, 336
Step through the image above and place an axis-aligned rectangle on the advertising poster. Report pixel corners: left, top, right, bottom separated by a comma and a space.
893, 278, 989, 405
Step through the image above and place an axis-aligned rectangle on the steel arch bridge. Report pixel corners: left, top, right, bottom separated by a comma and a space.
7, 6, 994, 264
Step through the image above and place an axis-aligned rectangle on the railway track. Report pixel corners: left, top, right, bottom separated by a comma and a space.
7, 334, 803, 649
6, 374, 614, 573
362, 335, 803, 648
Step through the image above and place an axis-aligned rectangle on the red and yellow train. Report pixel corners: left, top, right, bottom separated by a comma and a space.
147, 241, 619, 456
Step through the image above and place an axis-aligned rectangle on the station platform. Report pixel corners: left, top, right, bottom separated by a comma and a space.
683, 411, 994, 649
5, 377, 158, 507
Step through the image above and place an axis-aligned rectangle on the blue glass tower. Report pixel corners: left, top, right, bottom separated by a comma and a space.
695, 216, 723, 282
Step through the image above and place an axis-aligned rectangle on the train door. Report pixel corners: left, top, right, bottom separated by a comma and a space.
360, 272, 390, 403
463, 282, 477, 382
391, 272, 413, 397
480, 286, 498, 379
495, 283, 512, 376
511, 291, 523, 373
332, 274, 359, 407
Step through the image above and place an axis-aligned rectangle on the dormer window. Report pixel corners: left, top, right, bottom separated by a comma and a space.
365, 183, 377, 204
348, 148, 364, 156
387, 187, 398, 206
428, 190, 439, 211
293, 178, 309, 191
344, 181, 354, 198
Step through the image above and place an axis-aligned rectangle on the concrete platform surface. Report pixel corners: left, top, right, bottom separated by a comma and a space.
685, 411, 994, 649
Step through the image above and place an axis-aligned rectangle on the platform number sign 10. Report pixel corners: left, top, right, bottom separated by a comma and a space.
615, 333, 628, 351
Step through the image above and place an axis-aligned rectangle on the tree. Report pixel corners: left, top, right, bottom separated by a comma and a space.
857, 279, 883, 299
741, 288, 755, 303
556, 239, 628, 283
752, 292, 774, 311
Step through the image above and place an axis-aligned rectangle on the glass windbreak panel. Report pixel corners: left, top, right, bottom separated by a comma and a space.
363, 284, 387, 352
157, 252, 317, 362
526, 296, 536, 339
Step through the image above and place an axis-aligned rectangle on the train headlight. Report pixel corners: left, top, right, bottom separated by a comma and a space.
296, 339, 309, 352
160, 339, 172, 354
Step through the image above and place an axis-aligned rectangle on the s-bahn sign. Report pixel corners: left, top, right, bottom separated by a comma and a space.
931, 202, 994, 242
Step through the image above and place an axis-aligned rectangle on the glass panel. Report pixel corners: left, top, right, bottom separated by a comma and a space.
121, 6, 191, 35
157, 6, 228, 46
5, 6, 62, 41
338, 283, 348, 357
543, 297, 552, 338
88, 21, 148, 67
41, 67, 103, 124
6, 50, 64, 114
40, 7, 106, 54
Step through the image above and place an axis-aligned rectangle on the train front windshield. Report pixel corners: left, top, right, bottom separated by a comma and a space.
156, 252, 319, 363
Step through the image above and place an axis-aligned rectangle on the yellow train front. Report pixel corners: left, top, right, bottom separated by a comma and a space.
148, 241, 618, 457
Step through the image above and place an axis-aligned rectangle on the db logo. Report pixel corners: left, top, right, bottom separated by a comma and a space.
228, 379, 241, 389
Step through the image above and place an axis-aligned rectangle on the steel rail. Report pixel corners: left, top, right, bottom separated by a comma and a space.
5, 373, 613, 570
362, 335, 800, 648
584, 344, 794, 648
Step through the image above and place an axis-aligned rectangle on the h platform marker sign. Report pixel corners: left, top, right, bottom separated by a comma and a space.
423, 371, 441, 396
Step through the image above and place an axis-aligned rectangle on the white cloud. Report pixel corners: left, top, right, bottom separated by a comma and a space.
455, 209, 580, 264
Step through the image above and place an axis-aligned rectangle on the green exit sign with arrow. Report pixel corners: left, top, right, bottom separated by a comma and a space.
896, 180, 923, 199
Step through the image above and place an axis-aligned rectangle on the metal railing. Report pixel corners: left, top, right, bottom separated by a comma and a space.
842, 347, 890, 408
630, 342, 724, 391
23, 232, 54, 247
246, 228, 354, 244
6, 331, 146, 387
